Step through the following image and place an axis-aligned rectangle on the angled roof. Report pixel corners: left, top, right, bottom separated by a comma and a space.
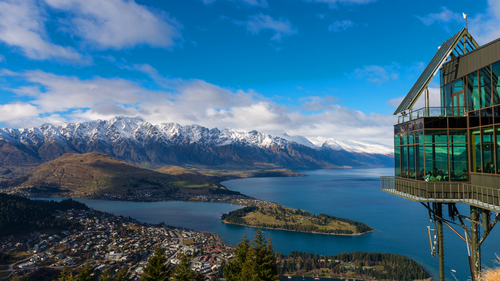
393, 28, 480, 115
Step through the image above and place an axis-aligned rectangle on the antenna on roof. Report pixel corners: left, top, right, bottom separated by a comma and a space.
462, 13, 468, 30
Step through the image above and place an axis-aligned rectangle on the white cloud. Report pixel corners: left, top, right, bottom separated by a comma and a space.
387, 87, 441, 110
0, 102, 40, 121
302, 0, 376, 9
300, 95, 339, 111
201, 0, 268, 8
0, 67, 396, 147
0, 0, 87, 63
469, 0, 500, 44
6, 70, 163, 113
353, 63, 400, 83
234, 13, 298, 42
328, 20, 354, 32
44, 0, 183, 50
0, 54, 5, 62
416, 6, 462, 31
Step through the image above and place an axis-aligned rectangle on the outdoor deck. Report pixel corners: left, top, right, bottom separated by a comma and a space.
380, 176, 500, 212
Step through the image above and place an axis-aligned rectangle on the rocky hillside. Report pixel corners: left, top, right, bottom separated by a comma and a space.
0, 117, 393, 176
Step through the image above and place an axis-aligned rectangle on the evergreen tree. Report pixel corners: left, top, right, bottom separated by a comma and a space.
99, 267, 112, 281
9, 274, 25, 281
224, 234, 250, 281
113, 268, 132, 281
76, 262, 96, 281
58, 266, 75, 281
250, 231, 278, 281
172, 254, 204, 281
224, 230, 278, 281
140, 246, 170, 281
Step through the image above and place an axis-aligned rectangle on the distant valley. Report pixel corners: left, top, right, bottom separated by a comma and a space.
0, 116, 393, 179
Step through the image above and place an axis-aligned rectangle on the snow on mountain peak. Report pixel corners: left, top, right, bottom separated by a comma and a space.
0, 117, 393, 155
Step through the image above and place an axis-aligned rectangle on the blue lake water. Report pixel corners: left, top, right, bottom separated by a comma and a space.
36, 168, 500, 281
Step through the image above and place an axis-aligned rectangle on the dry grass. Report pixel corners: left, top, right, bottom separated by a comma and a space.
480, 267, 500, 281
10, 152, 222, 195
480, 255, 500, 281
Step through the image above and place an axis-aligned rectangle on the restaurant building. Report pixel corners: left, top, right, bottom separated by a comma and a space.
381, 28, 500, 281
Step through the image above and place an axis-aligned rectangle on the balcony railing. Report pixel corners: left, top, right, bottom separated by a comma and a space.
397, 106, 467, 124
380, 176, 500, 212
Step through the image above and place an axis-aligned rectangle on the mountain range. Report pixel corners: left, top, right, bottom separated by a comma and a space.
0, 117, 393, 173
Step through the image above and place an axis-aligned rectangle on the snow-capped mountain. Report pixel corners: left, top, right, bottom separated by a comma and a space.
0, 116, 393, 169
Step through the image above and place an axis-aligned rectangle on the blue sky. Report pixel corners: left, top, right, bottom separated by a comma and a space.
0, 0, 498, 147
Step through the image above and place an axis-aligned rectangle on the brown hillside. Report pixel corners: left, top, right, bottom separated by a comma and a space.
155, 166, 222, 187
7, 153, 222, 196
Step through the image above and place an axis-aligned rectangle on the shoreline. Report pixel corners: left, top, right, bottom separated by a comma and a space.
221, 220, 375, 236
23, 194, 374, 237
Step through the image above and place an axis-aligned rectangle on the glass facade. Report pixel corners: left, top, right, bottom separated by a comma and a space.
395, 127, 469, 182
493, 61, 500, 105
468, 72, 479, 111
395, 59, 500, 182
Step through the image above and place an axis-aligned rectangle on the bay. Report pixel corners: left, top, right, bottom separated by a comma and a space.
34, 167, 499, 281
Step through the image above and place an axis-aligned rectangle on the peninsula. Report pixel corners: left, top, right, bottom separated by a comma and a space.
221, 205, 372, 235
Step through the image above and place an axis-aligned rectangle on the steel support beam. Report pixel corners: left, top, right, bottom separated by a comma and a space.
470, 206, 480, 281
437, 203, 445, 281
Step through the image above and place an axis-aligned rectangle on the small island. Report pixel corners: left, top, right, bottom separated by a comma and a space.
221, 205, 372, 235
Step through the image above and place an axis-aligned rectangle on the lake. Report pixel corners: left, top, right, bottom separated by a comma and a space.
35, 168, 499, 281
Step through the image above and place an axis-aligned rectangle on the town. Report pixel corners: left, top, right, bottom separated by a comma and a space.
0, 208, 234, 280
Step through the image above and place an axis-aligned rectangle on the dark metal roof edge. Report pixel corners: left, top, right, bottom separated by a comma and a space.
393, 28, 476, 115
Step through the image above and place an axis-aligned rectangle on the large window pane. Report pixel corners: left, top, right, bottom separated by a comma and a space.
493, 61, 500, 105
402, 146, 408, 178
415, 130, 424, 144
424, 130, 447, 143
401, 133, 407, 145
480, 67, 492, 108
450, 144, 468, 181
482, 127, 495, 173
452, 79, 463, 93
394, 135, 400, 146
442, 84, 452, 115
470, 129, 482, 172
416, 144, 424, 180
496, 127, 500, 174
408, 146, 415, 179
468, 72, 479, 111
450, 129, 467, 143
424, 144, 449, 181
408, 131, 414, 145
395, 146, 401, 177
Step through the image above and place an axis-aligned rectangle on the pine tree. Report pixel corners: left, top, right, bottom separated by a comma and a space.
224, 230, 278, 281
76, 262, 96, 281
58, 266, 75, 281
250, 230, 278, 281
140, 246, 170, 281
172, 254, 204, 281
224, 234, 250, 281
99, 267, 112, 281
171, 254, 192, 281
113, 268, 132, 281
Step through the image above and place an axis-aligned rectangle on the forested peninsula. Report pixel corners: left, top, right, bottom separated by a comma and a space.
221, 205, 372, 235
276, 251, 431, 280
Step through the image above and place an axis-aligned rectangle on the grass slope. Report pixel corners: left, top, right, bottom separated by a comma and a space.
5, 153, 223, 196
